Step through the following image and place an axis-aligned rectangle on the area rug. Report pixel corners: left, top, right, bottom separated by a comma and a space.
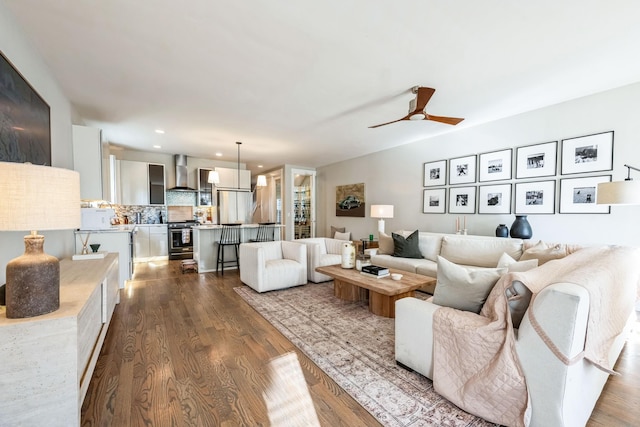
235, 283, 497, 427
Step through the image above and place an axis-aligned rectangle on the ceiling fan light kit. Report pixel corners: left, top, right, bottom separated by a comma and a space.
369, 86, 464, 128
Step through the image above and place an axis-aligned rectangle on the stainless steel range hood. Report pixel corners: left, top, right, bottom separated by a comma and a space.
167, 154, 197, 191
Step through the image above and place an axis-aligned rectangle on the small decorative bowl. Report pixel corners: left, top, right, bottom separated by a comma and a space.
391, 273, 403, 281
89, 244, 101, 253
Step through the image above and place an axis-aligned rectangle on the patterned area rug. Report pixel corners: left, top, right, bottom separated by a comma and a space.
235, 283, 496, 427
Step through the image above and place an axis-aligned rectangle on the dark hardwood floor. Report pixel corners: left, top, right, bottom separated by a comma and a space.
81, 260, 639, 426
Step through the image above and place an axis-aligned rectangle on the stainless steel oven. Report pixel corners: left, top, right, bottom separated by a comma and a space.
168, 221, 196, 260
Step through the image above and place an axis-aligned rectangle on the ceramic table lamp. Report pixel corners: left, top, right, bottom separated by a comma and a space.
0, 162, 81, 318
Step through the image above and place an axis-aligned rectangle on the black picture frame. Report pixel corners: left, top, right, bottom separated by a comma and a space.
0, 50, 51, 165
560, 131, 613, 175
515, 141, 558, 179
423, 159, 447, 187
422, 188, 446, 214
559, 175, 611, 214
479, 148, 512, 182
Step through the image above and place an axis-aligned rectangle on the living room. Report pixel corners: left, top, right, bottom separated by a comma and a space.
1, 2, 640, 426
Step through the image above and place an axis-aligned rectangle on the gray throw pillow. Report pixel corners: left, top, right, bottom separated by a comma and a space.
392, 230, 422, 259
433, 256, 507, 313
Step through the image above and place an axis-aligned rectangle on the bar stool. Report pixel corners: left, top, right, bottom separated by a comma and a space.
250, 222, 276, 242
216, 223, 242, 274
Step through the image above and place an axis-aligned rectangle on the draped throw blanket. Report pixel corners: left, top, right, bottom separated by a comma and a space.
432, 246, 640, 427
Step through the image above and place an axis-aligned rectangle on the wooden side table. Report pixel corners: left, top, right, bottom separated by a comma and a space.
355, 238, 379, 254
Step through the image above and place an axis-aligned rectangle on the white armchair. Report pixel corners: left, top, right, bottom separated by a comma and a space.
295, 237, 344, 283
239, 241, 307, 293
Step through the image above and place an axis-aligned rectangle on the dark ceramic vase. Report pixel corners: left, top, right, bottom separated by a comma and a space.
510, 215, 533, 239
495, 224, 509, 238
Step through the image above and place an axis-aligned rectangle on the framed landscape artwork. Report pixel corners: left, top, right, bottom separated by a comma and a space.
449, 155, 477, 185
516, 141, 557, 179
478, 184, 512, 214
561, 131, 613, 175
514, 180, 556, 214
559, 175, 611, 214
423, 188, 446, 214
0, 50, 51, 165
423, 159, 447, 187
448, 186, 476, 214
479, 149, 512, 182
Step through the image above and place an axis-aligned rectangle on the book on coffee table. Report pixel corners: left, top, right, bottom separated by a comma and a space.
361, 265, 390, 276
360, 271, 390, 279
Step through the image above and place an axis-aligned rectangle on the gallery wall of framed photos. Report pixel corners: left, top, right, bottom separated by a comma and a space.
422, 130, 613, 215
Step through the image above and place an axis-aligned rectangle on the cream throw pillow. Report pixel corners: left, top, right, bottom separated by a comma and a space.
333, 231, 351, 240
497, 252, 538, 272
519, 240, 567, 265
378, 231, 395, 255
433, 256, 507, 313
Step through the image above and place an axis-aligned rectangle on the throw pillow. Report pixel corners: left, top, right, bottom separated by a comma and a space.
392, 230, 422, 259
505, 280, 533, 328
334, 231, 351, 240
330, 226, 345, 236
377, 231, 395, 255
497, 252, 538, 272
433, 256, 507, 313
519, 240, 567, 265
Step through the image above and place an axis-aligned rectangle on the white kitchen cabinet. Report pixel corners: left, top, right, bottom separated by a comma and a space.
119, 161, 165, 206
72, 125, 103, 200
0, 254, 119, 427
215, 167, 251, 190
120, 160, 148, 205
134, 225, 168, 262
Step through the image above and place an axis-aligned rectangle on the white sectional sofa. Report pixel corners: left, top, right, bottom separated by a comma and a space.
370, 231, 526, 293
392, 238, 639, 426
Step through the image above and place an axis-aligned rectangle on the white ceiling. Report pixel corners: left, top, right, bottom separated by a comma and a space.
4, 1, 640, 175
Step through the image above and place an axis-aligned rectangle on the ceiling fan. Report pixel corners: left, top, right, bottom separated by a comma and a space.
369, 86, 464, 128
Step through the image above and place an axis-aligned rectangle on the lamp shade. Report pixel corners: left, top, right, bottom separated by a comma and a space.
207, 170, 220, 185
370, 205, 394, 218
0, 162, 81, 231
597, 180, 640, 205
256, 175, 267, 187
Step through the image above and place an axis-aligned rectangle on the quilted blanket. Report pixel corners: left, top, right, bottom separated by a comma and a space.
432, 246, 640, 427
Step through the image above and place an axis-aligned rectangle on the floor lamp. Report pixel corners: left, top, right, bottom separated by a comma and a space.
597, 164, 640, 205
370, 205, 394, 234
0, 162, 81, 318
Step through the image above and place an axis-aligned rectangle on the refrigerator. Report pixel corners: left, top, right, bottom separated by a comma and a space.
217, 189, 254, 224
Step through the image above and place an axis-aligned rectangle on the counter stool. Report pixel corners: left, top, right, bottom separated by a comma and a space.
216, 223, 242, 274
250, 222, 276, 242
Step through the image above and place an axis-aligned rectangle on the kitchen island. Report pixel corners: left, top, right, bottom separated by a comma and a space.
192, 224, 283, 273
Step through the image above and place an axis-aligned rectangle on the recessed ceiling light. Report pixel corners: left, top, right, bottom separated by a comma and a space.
258, 165, 263, 168
153, 145, 161, 149
155, 129, 165, 134
215, 152, 223, 157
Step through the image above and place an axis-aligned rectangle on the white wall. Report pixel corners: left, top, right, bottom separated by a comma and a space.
1, 3, 76, 285
318, 82, 640, 247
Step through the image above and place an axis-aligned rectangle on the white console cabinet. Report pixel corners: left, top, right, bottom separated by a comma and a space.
0, 254, 120, 427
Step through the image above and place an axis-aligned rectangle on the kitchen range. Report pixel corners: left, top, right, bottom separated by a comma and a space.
167, 206, 196, 260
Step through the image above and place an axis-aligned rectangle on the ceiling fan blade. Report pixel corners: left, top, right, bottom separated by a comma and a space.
414, 87, 436, 112
425, 114, 464, 125
368, 115, 409, 128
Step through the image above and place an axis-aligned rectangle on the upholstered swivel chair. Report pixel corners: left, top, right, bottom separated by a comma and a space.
216, 223, 242, 274
239, 241, 307, 292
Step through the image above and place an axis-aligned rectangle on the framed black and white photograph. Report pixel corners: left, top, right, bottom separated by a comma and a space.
515, 180, 556, 214
448, 186, 476, 214
516, 141, 557, 179
478, 184, 512, 214
561, 131, 613, 175
423, 159, 447, 187
449, 155, 477, 185
423, 188, 446, 214
559, 175, 611, 214
479, 149, 512, 182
